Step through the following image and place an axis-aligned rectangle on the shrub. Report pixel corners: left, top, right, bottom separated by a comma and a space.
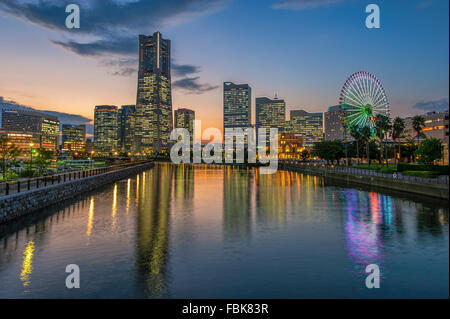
397, 163, 449, 175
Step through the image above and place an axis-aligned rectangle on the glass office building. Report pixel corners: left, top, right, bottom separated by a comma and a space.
118, 105, 136, 154
62, 124, 86, 152
94, 105, 119, 155
255, 97, 285, 143
135, 32, 173, 154
289, 110, 323, 147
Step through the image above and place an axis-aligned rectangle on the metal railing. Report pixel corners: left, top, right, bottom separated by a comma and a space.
279, 160, 449, 185
0, 161, 151, 197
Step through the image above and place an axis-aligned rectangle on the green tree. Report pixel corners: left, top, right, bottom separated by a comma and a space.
360, 126, 372, 166
375, 115, 392, 166
0, 137, 21, 180
391, 117, 405, 164
34, 148, 53, 175
299, 149, 310, 162
348, 125, 362, 164
412, 115, 426, 143
312, 140, 345, 165
414, 138, 443, 165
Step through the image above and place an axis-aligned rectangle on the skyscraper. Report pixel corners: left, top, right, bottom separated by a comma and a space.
174, 108, 195, 144
255, 97, 285, 142
118, 105, 136, 154
324, 105, 349, 141
62, 124, 86, 152
94, 105, 118, 155
135, 32, 173, 154
223, 82, 252, 134
289, 110, 323, 147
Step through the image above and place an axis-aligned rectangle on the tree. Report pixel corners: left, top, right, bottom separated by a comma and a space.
0, 137, 21, 180
412, 115, 426, 143
414, 138, 443, 165
299, 149, 310, 162
360, 126, 372, 166
34, 148, 53, 175
391, 117, 405, 164
312, 140, 345, 165
375, 115, 391, 166
349, 125, 362, 164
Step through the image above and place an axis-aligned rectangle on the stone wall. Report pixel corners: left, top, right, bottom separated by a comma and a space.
0, 162, 154, 224
279, 164, 449, 200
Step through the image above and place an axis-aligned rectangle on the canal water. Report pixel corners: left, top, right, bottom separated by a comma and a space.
0, 163, 448, 298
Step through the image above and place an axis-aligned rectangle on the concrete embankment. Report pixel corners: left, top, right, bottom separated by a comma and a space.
279, 163, 449, 200
0, 162, 155, 224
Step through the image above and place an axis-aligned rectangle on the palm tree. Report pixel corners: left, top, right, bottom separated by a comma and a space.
375, 115, 392, 166
360, 126, 372, 166
349, 125, 362, 164
412, 115, 426, 143
391, 117, 405, 164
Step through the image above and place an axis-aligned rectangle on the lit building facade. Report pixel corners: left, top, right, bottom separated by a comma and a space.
223, 82, 252, 132
324, 105, 350, 141
405, 110, 449, 164
62, 124, 86, 153
135, 32, 173, 154
1, 109, 59, 150
289, 110, 323, 147
174, 108, 195, 144
94, 105, 118, 155
278, 133, 304, 159
118, 105, 136, 154
255, 97, 285, 142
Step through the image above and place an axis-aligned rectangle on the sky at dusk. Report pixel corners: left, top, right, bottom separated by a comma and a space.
0, 0, 448, 132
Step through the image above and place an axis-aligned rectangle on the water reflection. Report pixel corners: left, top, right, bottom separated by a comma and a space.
0, 163, 448, 298
20, 240, 35, 289
136, 165, 171, 298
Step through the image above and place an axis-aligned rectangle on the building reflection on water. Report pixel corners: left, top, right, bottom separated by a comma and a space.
135, 163, 172, 298
0, 163, 447, 298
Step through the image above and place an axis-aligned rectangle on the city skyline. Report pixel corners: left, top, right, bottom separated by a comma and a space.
0, 0, 448, 134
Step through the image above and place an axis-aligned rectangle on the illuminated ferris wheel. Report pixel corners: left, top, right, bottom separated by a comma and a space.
339, 71, 390, 134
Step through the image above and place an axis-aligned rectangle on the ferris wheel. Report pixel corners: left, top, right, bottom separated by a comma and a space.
339, 71, 390, 134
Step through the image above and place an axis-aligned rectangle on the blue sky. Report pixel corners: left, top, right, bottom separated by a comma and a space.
0, 0, 448, 130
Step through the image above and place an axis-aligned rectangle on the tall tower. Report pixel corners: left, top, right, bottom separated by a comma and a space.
223, 82, 252, 146
94, 105, 118, 155
135, 32, 173, 154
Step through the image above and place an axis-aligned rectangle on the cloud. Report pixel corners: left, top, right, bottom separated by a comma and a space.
172, 63, 201, 77
0, 0, 228, 36
272, 0, 344, 10
413, 98, 449, 112
172, 77, 218, 93
0, 0, 225, 92
51, 36, 137, 56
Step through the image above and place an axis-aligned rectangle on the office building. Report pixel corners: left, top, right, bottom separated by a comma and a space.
62, 124, 86, 153
289, 110, 323, 147
118, 105, 136, 153
94, 105, 118, 155
135, 32, 173, 154
324, 105, 349, 141
223, 82, 252, 133
174, 108, 195, 144
1, 109, 59, 149
255, 97, 285, 142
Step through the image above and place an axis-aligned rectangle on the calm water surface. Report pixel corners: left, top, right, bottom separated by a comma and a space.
0, 163, 448, 298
